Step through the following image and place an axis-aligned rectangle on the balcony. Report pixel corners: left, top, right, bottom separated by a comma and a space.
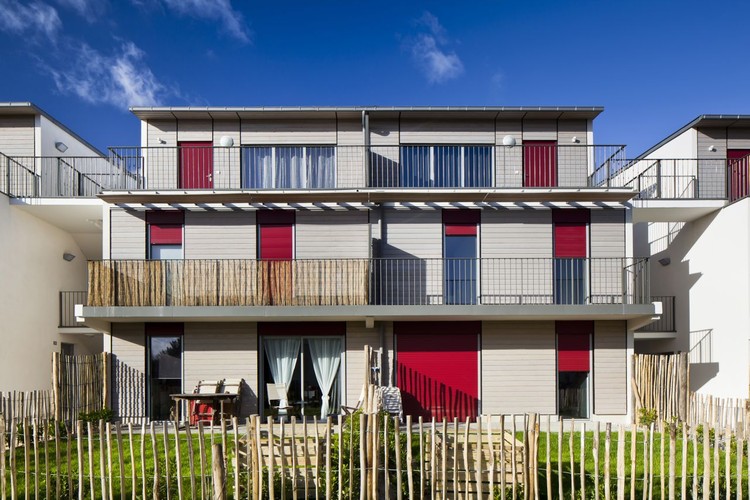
635, 295, 675, 338
86, 257, 650, 308
2, 144, 627, 198
0, 153, 140, 198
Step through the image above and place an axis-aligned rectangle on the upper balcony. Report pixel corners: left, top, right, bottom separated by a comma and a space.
593, 157, 749, 221
80, 257, 656, 326
3, 144, 629, 201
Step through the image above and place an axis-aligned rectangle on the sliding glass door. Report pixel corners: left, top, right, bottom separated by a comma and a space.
148, 335, 182, 421
261, 336, 343, 420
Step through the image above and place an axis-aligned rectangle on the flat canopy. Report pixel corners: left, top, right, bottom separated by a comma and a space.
130, 105, 604, 121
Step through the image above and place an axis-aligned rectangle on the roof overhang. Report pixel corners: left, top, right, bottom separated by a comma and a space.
129, 106, 604, 121
635, 114, 750, 159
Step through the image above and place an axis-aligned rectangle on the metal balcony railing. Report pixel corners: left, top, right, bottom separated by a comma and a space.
86, 257, 650, 308
637, 295, 675, 332
597, 158, 740, 200
59, 291, 87, 327
106, 144, 626, 192
0, 153, 141, 198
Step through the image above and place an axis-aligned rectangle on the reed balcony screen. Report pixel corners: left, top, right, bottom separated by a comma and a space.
105, 144, 626, 192
87, 257, 650, 308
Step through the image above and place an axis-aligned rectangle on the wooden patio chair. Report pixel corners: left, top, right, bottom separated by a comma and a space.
220, 378, 244, 420
266, 383, 293, 421
190, 379, 223, 425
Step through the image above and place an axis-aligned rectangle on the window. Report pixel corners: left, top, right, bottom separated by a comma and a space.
260, 323, 344, 420
553, 210, 589, 304
147, 211, 184, 260
399, 145, 492, 188
557, 321, 592, 418
443, 210, 479, 305
242, 146, 336, 189
147, 324, 183, 421
60, 342, 74, 357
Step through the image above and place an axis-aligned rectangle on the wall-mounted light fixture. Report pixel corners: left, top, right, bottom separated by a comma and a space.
55, 142, 68, 153
571, 136, 580, 143
708, 145, 717, 152
158, 137, 167, 144
502, 135, 516, 147
219, 136, 234, 147
658, 257, 671, 266
62, 252, 76, 262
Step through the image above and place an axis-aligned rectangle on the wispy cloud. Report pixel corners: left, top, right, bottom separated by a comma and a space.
53, 0, 105, 20
0, 0, 62, 42
408, 11, 463, 84
161, 0, 250, 43
47, 41, 174, 108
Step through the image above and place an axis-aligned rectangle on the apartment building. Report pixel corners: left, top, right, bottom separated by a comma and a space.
74, 106, 657, 423
618, 115, 750, 399
0, 102, 108, 391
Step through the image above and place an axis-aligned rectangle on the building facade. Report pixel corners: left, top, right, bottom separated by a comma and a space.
0, 102, 108, 391
620, 115, 750, 399
76, 107, 657, 423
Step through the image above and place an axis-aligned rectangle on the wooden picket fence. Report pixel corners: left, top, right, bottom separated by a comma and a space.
52, 352, 111, 424
0, 391, 54, 422
3, 412, 750, 499
632, 353, 689, 423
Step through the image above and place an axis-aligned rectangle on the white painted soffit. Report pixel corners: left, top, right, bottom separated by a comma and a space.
113, 201, 629, 211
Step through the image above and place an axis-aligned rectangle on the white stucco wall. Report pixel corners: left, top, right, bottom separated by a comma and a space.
642, 129, 697, 160
635, 198, 750, 398
38, 115, 102, 157
0, 194, 99, 392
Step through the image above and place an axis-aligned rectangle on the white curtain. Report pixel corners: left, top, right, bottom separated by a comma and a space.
244, 147, 274, 188
277, 147, 305, 188
308, 338, 342, 419
263, 338, 301, 407
307, 147, 335, 188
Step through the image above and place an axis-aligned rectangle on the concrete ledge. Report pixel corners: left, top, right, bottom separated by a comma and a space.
79, 303, 658, 324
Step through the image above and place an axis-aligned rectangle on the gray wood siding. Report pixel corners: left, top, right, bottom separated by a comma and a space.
345, 322, 380, 406
0, 115, 35, 157
522, 120, 557, 140
481, 321, 556, 414
481, 210, 553, 303
728, 128, 750, 149
183, 323, 258, 417
336, 119, 365, 188
399, 118, 495, 144
495, 120, 523, 187
590, 210, 625, 303
382, 209, 442, 304
110, 209, 146, 259
558, 120, 589, 187
184, 211, 255, 259
697, 128, 728, 198
111, 323, 146, 422
177, 119, 213, 142
241, 119, 337, 144
593, 321, 627, 415
212, 120, 241, 189
145, 120, 178, 190
296, 211, 369, 259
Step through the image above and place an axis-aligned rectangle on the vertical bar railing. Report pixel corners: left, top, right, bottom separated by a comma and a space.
59, 291, 88, 327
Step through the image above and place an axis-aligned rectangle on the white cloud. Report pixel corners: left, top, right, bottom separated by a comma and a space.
409, 12, 463, 84
48, 41, 173, 109
0, 0, 62, 41
53, 0, 104, 20
162, 0, 250, 43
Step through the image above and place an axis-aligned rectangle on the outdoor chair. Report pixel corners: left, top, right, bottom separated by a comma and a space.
190, 379, 223, 425
266, 382, 293, 421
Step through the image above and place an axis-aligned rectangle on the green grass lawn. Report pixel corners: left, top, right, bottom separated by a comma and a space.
2, 427, 747, 499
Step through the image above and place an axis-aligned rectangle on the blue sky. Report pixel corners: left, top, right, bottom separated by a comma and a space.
1, 0, 749, 155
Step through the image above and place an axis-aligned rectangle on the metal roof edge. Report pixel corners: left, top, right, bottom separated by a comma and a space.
0, 101, 106, 157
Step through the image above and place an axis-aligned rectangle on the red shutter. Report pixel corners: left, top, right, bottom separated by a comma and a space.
147, 211, 184, 245
179, 141, 213, 189
443, 209, 479, 236
523, 140, 558, 187
260, 225, 293, 260
553, 210, 589, 258
396, 322, 479, 421
556, 321, 592, 372
728, 150, 750, 202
